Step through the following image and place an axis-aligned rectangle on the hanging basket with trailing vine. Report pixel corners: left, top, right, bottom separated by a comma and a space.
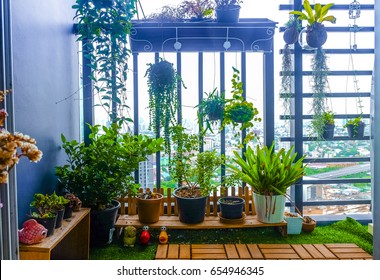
73, 0, 136, 124
145, 59, 181, 154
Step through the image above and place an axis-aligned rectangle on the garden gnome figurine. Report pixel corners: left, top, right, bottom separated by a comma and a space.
140, 225, 150, 245
123, 226, 136, 247
18, 219, 48, 245
159, 226, 168, 244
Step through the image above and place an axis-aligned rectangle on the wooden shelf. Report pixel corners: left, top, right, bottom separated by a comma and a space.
19, 208, 90, 260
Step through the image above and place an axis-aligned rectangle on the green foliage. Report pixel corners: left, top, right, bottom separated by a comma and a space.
228, 142, 306, 196
145, 59, 181, 155
284, 16, 302, 31
289, 0, 336, 26
177, 0, 215, 20
309, 48, 331, 140
222, 67, 261, 147
73, 0, 136, 123
30, 192, 68, 218
197, 87, 225, 134
55, 122, 164, 210
169, 125, 222, 196
280, 44, 293, 122
215, 0, 243, 9
322, 111, 335, 125
344, 114, 363, 128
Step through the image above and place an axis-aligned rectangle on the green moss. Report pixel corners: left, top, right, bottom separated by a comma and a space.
90, 218, 373, 260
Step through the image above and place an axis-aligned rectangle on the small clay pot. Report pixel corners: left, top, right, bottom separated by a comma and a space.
302, 220, 317, 233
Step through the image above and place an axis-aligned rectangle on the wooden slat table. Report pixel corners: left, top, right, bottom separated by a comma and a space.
19, 208, 90, 260
155, 243, 372, 260
116, 215, 287, 236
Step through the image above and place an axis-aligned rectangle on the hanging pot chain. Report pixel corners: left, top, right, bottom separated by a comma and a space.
349, 0, 361, 51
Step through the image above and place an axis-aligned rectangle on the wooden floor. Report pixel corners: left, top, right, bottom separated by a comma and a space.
155, 243, 372, 260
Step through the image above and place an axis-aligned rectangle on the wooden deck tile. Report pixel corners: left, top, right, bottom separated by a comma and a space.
167, 244, 179, 259
179, 244, 191, 259
291, 244, 313, 259
302, 244, 325, 259
155, 244, 168, 259
235, 244, 252, 259
246, 244, 264, 259
155, 243, 372, 260
225, 244, 239, 259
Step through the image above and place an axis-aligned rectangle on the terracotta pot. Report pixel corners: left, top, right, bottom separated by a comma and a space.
136, 193, 163, 224
302, 220, 317, 233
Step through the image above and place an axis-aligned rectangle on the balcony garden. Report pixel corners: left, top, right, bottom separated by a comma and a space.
0, 0, 379, 264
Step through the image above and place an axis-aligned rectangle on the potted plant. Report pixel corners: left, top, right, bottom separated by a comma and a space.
63, 193, 82, 219
284, 212, 303, 235
227, 142, 306, 223
29, 193, 57, 237
290, 0, 336, 49
302, 215, 317, 233
283, 16, 301, 45
55, 122, 164, 246
214, 0, 242, 23
222, 67, 261, 147
319, 110, 335, 139
344, 114, 365, 138
197, 87, 225, 134
177, 0, 215, 22
170, 125, 223, 224
136, 190, 164, 224
145, 58, 182, 156
50, 192, 70, 228
218, 173, 245, 221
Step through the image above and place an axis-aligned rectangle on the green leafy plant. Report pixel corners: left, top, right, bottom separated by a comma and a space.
197, 87, 225, 134
50, 192, 70, 211
215, 0, 243, 9
55, 122, 164, 210
30, 193, 57, 218
322, 110, 335, 125
222, 67, 261, 147
169, 125, 223, 197
289, 0, 336, 26
177, 0, 215, 21
145, 59, 182, 155
344, 114, 365, 138
227, 142, 306, 196
73, 0, 136, 123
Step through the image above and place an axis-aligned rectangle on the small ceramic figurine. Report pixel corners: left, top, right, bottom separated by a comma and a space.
18, 219, 48, 245
159, 226, 168, 244
139, 225, 150, 246
123, 226, 136, 247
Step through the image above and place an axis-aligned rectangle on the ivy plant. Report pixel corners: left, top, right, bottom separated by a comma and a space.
73, 0, 136, 124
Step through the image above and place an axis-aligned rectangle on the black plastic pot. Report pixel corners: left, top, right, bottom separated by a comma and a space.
54, 208, 65, 228
218, 197, 244, 219
90, 200, 120, 246
174, 187, 207, 224
63, 204, 73, 219
322, 124, 335, 140
215, 5, 240, 23
34, 215, 57, 237
346, 122, 365, 138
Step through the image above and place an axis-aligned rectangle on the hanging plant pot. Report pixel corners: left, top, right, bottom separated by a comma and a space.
346, 122, 365, 138
322, 123, 335, 140
227, 104, 254, 124
205, 100, 224, 121
306, 23, 328, 49
283, 27, 299, 45
215, 5, 241, 23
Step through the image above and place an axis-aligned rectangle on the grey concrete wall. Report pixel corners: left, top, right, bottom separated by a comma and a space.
11, 0, 80, 225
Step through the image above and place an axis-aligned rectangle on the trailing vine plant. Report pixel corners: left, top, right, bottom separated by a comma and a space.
73, 0, 136, 124
221, 67, 261, 147
310, 48, 331, 140
145, 59, 182, 155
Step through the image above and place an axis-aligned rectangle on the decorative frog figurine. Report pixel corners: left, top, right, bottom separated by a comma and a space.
139, 225, 151, 246
123, 226, 137, 247
159, 226, 168, 244
18, 219, 48, 245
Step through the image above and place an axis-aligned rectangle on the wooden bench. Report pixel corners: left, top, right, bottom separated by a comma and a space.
115, 187, 287, 236
19, 208, 90, 260
155, 243, 373, 260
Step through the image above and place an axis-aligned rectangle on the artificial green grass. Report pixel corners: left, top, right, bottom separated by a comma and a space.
89, 217, 373, 260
